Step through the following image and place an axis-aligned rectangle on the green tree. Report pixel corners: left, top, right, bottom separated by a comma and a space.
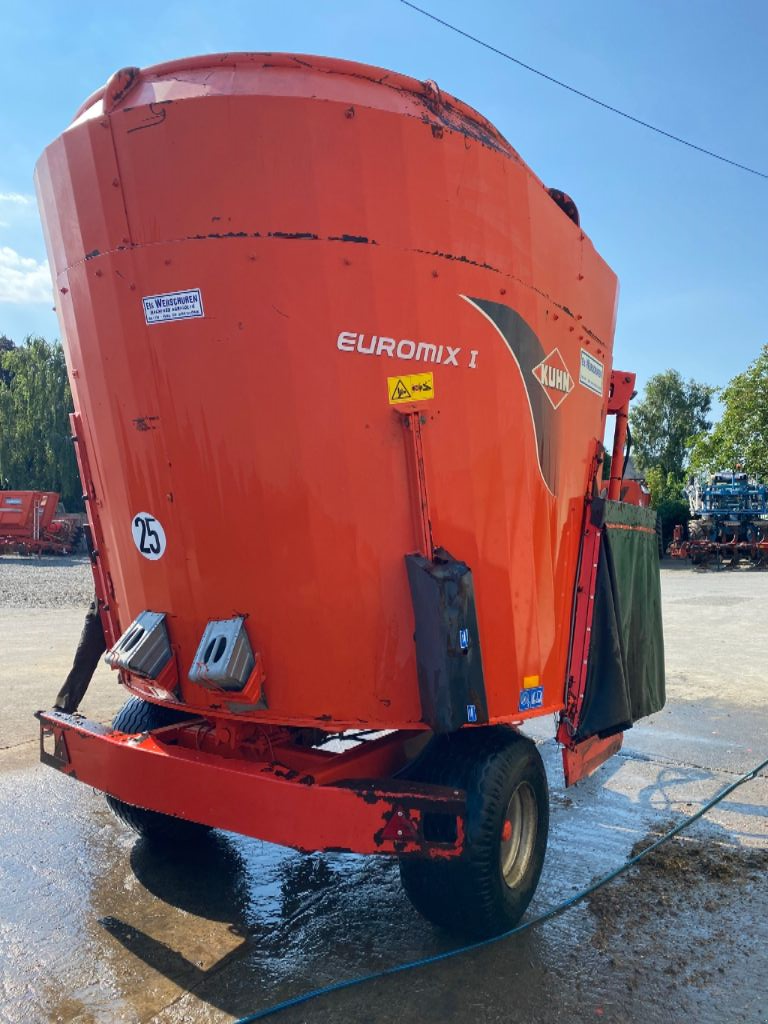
0, 335, 14, 386
644, 466, 684, 506
630, 370, 713, 482
0, 336, 81, 508
629, 370, 711, 542
690, 345, 768, 480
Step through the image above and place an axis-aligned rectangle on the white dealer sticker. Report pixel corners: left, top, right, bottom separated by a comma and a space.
579, 349, 604, 396
143, 288, 204, 325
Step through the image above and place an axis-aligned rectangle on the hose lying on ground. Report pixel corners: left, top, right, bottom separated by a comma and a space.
234, 752, 768, 1024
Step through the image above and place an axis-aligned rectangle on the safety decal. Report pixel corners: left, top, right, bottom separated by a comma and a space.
532, 348, 573, 409
579, 349, 604, 396
142, 288, 204, 325
466, 704, 478, 723
131, 512, 166, 560
387, 372, 434, 404
519, 686, 544, 712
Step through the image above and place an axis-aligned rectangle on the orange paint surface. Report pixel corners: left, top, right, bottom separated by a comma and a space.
36, 54, 618, 730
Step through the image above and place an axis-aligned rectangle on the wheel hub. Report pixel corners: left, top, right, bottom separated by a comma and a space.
500, 781, 538, 889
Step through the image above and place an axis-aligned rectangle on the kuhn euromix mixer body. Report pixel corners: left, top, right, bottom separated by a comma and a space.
36, 54, 664, 937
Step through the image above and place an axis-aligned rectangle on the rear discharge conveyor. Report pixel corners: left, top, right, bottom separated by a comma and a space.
35, 53, 665, 937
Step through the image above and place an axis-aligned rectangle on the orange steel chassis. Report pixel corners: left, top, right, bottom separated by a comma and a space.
34, 54, 642, 857
38, 711, 465, 858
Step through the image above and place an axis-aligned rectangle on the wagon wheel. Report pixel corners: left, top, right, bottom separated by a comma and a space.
399, 727, 549, 938
106, 697, 211, 843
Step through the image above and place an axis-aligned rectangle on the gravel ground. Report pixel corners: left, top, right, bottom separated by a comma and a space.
0, 553, 117, 750
0, 553, 94, 608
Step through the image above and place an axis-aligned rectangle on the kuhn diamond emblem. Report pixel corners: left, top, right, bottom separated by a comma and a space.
532, 348, 573, 409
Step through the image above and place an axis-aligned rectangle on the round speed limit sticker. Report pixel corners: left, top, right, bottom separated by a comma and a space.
131, 512, 167, 560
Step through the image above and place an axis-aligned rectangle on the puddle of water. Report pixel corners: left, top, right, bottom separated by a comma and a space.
1, 742, 766, 1024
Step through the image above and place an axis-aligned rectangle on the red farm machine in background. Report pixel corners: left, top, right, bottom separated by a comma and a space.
34, 54, 665, 938
0, 490, 83, 555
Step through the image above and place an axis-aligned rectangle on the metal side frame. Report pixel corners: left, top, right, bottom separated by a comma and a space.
37, 710, 466, 859
556, 369, 637, 785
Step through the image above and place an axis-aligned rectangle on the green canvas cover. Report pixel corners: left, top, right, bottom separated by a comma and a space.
572, 499, 666, 743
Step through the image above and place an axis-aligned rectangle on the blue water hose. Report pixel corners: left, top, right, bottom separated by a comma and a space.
235, 752, 768, 1023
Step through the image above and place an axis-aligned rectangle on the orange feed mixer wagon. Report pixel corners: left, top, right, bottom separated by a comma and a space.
35, 54, 664, 937
0, 491, 82, 554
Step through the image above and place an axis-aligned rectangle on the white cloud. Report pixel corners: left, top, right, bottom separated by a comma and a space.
0, 192, 34, 206
0, 246, 53, 305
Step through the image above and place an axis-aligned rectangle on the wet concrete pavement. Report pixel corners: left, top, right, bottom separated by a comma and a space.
1, 562, 767, 1023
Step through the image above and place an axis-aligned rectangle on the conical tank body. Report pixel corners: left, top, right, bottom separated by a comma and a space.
36, 53, 618, 729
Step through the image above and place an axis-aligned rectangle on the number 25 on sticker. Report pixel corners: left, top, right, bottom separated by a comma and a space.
131, 512, 167, 560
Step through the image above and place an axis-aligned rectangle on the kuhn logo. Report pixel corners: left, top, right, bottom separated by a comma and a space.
532, 349, 573, 409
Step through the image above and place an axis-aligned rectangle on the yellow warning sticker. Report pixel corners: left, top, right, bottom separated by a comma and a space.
522, 675, 540, 690
388, 372, 434, 405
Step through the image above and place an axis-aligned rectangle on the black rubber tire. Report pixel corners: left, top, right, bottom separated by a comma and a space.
399, 727, 549, 938
106, 697, 211, 843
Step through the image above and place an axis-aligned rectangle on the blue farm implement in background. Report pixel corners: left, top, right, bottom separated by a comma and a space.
669, 471, 768, 565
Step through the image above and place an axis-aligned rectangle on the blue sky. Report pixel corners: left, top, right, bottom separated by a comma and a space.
1, 0, 766, 400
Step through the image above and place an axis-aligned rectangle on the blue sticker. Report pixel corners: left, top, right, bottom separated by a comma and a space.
519, 686, 544, 712
459, 627, 470, 650
466, 704, 477, 722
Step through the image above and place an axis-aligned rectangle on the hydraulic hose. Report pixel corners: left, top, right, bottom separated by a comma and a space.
234, 752, 768, 1024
